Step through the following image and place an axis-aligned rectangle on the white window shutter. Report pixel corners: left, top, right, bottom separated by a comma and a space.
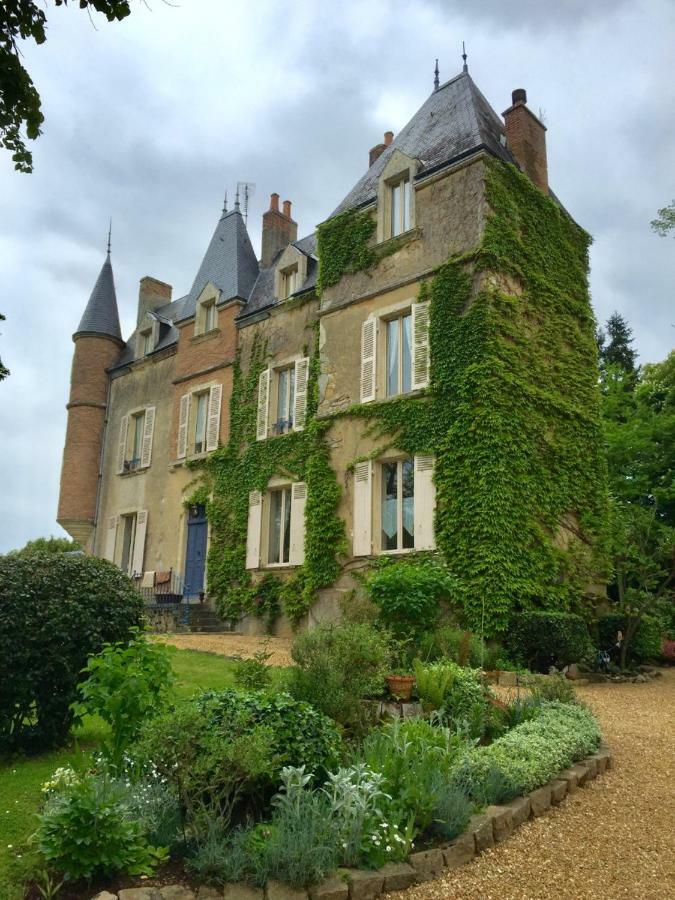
414, 455, 436, 550
177, 393, 190, 459
131, 510, 148, 576
116, 415, 129, 474
140, 406, 155, 468
206, 384, 223, 451
104, 515, 118, 561
289, 482, 307, 565
256, 369, 271, 441
293, 358, 310, 432
360, 318, 377, 403
353, 461, 373, 555
245, 490, 262, 569
412, 300, 431, 390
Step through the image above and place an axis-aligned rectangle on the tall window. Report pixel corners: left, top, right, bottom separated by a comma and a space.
281, 266, 299, 299
386, 313, 412, 396
203, 300, 217, 332
381, 459, 414, 551
141, 329, 154, 355
275, 366, 295, 434
268, 486, 292, 564
129, 411, 145, 469
390, 176, 411, 237
194, 392, 208, 454
120, 513, 137, 574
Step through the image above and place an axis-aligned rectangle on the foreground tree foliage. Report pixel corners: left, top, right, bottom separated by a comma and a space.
1, 0, 131, 172
0, 552, 143, 754
651, 200, 675, 237
6, 535, 81, 556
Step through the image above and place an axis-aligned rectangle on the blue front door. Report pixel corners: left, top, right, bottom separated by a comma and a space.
184, 505, 207, 598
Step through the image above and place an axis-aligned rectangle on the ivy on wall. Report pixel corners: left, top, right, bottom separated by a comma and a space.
193, 157, 608, 636
189, 325, 346, 627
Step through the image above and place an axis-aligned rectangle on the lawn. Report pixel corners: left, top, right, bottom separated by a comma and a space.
0, 647, 286, 899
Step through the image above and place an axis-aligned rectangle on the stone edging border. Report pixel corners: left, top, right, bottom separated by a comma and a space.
97, 745, 612, 900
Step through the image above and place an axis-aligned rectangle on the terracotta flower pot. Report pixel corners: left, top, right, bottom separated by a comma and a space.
386, 674, 416, 701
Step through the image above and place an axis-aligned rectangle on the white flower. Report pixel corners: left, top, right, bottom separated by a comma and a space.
386, 846, 392, 852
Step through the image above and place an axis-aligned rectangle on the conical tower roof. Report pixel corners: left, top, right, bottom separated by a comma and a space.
75, 252, 122, 340
185, 204, 259, 308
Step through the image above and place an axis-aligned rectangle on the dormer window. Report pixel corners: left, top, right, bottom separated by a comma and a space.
195, 293, 219, 337
203, 300, 217, 332
390, 176, 411, 237
141, 328, 154, 355
280, 265, 299, 299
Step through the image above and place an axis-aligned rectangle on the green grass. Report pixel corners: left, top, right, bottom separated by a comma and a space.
0, 647, 287, 898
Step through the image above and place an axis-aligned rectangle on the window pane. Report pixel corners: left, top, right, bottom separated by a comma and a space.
387, 319, 399, 396
121, 515, 135, 574
282, 487, 292, 563
277, 369, 288, 431
403, 179, 411, 232
195, 394, 207, 449
289, 367, 296, 428
381, 462, 398, 551
402, 458, 415, 548
391, 182, 401, 236
401, 313, 412, 393
132, 414, 144, 461
269, 491, 282, 564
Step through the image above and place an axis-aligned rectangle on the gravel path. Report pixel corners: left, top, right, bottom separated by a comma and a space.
153, 632, 293, 667
395, 667, 675, 900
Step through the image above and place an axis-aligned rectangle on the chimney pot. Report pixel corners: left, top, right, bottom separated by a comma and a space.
384, 130, 394, 146
282, 200, 292, 218
262, 196, 298, 267
270, 192, 279, 212
512, 88, 527, 105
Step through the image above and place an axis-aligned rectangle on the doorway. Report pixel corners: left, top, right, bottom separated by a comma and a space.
184, 504, 207, 599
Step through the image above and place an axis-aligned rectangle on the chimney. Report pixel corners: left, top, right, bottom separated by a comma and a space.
502, 89, 548, 193
261, 193, 298, 267
369, 130, 394, 167
137, 276, 172, 326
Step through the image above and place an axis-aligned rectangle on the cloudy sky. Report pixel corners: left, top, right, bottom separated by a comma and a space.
0, 0, 674, 552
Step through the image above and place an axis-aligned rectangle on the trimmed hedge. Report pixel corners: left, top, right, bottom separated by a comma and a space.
505, 611, 594, 671
596, 614, 662, 663
456, 701, 601, 794
0, 553, 144, 754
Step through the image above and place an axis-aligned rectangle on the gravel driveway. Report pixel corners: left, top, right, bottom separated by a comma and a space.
153, 632, 293, 667
395, 667, 675, 900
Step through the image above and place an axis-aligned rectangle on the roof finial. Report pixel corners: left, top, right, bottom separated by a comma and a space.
234, 185, 240, 212
462, 41, 468, 74
222, 190, 228, 214
106, 218, 112, 256
434, 58, 440, 91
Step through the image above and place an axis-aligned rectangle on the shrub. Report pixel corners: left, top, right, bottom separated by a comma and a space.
73, 631, 173, 770
438, 665, 488, 729
233, 646, 273, 691
34, 774, 167, 881
0, 553, 144, 754
529, 674, 577, 704
360, 717, 463, 831
419, 627, 505, 670
186, 822, 252, 885
456, 702, 602, 795
596, 613, 663, 663
429, 776, 472, 841
413, 660, 456, 711
365, 559, 457, 638
289, 623, 389, 732
505, 611, 594, 672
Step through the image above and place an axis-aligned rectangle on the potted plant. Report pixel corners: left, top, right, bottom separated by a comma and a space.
385, 638, 416, 700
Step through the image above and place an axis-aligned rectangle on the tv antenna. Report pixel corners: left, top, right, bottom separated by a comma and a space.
237, 181, 256, 225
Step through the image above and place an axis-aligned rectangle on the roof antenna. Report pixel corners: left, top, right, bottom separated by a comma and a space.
434, 58, 440, 91
222, 190, 228, 215
237, 181, 256, 225
234, 185, 240, 212
106, 218, 112, 256
462, 41, 468, 73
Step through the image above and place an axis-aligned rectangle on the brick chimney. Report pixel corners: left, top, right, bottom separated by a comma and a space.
369, 130, 394, 167
137, 276, 172, 327
502, 89, 548, 193
261, 193, 298, 267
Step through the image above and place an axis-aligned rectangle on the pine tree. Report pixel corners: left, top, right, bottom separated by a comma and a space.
598, 312, 637, 375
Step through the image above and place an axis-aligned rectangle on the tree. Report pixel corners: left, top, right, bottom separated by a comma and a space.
597, 311, 637, 376
609, 502, 675, 668
6, 535, 81, 556
1, 1, 131, 173
651, 201, 675, 237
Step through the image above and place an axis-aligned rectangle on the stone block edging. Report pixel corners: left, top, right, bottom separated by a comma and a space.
94, 747, 612, 900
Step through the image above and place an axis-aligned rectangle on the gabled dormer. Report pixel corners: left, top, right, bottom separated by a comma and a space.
376, 149, 420, 243
193, 282, 221, 337
274, 243, 308, 301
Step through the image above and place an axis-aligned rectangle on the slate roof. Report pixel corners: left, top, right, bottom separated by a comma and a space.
75, 253, 122, 340
239, 233, 317, 321
332, 70, 513, 217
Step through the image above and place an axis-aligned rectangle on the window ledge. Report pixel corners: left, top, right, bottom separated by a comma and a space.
378, 548, 417, 556
190, 327, 221, 345
170, 451, 211, 469
263, 562, 299, 570
119, 466, 146, 478
376, 226, 422, 252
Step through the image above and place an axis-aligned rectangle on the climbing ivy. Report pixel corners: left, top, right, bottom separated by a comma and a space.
316, 207, 376, 294
190, 322, 346, 628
